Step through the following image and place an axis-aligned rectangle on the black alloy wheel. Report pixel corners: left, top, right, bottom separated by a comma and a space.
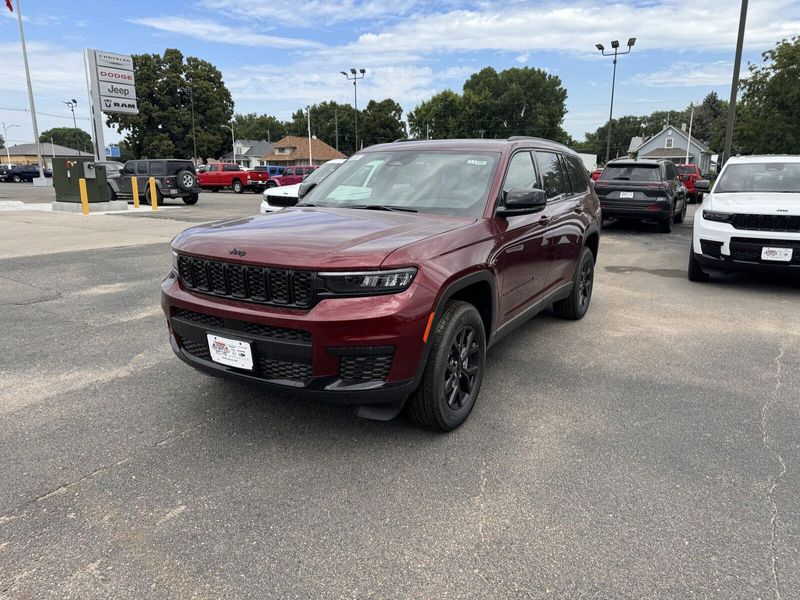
444, 325, 481, 410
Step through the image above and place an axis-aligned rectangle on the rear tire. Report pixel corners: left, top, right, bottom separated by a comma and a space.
266, 181, 277, 188
688, 248, 711, 282
407, 301, 486, 432
232, 180, 243, 194
144, 185, 162, 206
12, 174, 21, 183
658, 213, 673, 233
553, 246, 595, 320
674, 200, 686, 224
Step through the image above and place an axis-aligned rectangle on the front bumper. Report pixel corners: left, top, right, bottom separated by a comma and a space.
161, 272, 434, 404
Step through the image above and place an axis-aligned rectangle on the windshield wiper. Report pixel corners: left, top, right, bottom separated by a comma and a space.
344, 204, 418, 213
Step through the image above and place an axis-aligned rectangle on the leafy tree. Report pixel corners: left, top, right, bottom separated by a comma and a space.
39, 127, 93, 153
105, 49, 234, 160
232, 113, 287, 143
736, 36, 800, 154
691, 92, 728, 151
288, 101, 359, 154
408, 90, 465, 139
361, 99, 406, 145
0, 133, 4, 149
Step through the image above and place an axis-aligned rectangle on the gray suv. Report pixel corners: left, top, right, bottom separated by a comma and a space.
111, 159, 200, 205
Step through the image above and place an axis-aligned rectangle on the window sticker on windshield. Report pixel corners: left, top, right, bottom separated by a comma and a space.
467, 159, 488, 166
349, 154, 364, 161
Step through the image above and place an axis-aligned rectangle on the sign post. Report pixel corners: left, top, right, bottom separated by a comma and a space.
84, 49, 138, 161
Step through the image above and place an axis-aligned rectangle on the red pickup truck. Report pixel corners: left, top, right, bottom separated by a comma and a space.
197, 163, 270, 193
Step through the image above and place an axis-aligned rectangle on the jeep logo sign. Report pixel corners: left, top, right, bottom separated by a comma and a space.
101, 82, 135, 99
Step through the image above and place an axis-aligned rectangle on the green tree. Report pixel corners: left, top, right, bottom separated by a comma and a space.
408, 90, 465, 138
39, 127, 93, 153
288, 101, 359, 154
0, 133, 4, 149
232, 113, 287, 143
361, 99, 406, 145
105, 49, 234, 160
691, 92, 728, 151
736, 36, 800, 154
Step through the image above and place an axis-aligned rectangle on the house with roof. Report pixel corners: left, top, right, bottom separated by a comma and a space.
628, 126, 711, 173
264, 135, 346, 166
3, 142, 92, 170
219, 139, 273, 169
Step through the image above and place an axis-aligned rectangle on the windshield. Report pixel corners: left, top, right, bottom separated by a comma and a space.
303, 161, 341, 184
715, 162, 800, 193
301, 151, 500, 217
600, 165, 660, 182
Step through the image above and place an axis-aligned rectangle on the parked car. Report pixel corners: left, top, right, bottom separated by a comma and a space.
264, 165, 318, 188
197, 163, 270, 193
590, 169, 603, 181
162, 137, 601, 431
593, 158, 687, 233
688, 155, 800, 282
677, 163, 704, 203
260, 159, 345, 213
112, 159, 200, 205
252, 165, 286, 178
1, 164, 51, 182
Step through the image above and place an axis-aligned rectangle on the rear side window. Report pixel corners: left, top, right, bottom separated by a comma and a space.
565, 156, 589, 194
168, 161, 195, 174
535, 151, 568, 198
149, 162, 165, 176
222, 164, 240, 172
600, 165, 660, 182
136, 162, 148, 175
503, 152, 536, 192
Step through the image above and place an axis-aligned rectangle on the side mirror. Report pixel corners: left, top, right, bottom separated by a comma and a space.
497, 188, 547, 217
298, 181, 317, 199
694, 179, 711, 193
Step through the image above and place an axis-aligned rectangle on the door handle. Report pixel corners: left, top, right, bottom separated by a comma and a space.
538, 215, 550, 225
574, 206, 584, 214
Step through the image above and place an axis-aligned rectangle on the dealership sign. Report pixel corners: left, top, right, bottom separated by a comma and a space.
86, 49, 138, 115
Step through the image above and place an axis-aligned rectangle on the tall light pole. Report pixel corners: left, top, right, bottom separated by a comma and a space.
221, 124, 235, 165
2, 122, 19, 166
306, 106, 313, 166
340, 68, 366, 151
14, 0, 45, 180
723, 0, 748, 166
63, 99, 78, 129
596, 38, 636, 164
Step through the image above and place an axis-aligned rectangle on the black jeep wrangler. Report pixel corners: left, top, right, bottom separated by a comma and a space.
110, 159, 200, 205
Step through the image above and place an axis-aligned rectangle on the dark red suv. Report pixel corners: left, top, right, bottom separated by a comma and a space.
162, 138, 601, 430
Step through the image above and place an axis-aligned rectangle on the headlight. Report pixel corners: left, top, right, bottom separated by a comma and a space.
171, 249, 179, 272
319, 268, 417, 296
702, 210, 734, 223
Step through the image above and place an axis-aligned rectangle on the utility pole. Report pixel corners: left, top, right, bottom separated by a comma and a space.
64, 99, 78, 129
596, 38, 636, 164
14, 0, 44, 180
341, 68, 366, 151
307, 106, 313, 166
334, 109, 339, 151
723, 0, 748, 166
685, 104, 694, 164
2, 122, 19, 166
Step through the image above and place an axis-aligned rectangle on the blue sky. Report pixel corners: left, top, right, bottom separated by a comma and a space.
1, 0, 798, 150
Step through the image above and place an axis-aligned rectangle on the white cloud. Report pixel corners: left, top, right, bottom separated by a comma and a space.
631, 61, 751, 87
129, 17, 323, 50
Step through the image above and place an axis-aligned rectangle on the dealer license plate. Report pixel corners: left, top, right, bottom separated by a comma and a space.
620, 191, 634, 199
761, 247, 793, 262
207, 334, 253, 370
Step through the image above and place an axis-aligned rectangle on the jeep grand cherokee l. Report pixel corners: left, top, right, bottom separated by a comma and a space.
689, 155, 800, 282
594, 158, 687, 232
162, 138, 601, 431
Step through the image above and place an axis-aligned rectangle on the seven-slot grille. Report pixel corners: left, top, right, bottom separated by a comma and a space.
177, 255, 314, 307
731, 213, 800, 233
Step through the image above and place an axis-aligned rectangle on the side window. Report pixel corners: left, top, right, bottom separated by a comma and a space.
565, 156, 589, 194
123, 161, 135, 175
502, 151, 536, 193
535, 151, 568, 198
149, 162, 165, 176
222, 164, 239, 172
136, 162, 148, 175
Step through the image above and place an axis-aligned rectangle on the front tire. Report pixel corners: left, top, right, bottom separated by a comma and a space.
12, 174, 21, 183
232, 180, 243, 194
688, 248, 711, 282
407, 301, 486, 432
553, 246, 595, 320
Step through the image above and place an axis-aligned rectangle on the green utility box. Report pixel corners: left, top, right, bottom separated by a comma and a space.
52, 157, 110, 203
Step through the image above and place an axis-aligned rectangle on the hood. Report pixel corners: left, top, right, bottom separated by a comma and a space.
264, 182, 301, 199
172, 207, 473, 269
707, 191, 800, 216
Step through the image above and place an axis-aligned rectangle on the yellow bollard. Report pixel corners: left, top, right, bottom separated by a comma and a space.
79, 178, 90, 215
131, 176, 140, 208
148, 176, 158, 211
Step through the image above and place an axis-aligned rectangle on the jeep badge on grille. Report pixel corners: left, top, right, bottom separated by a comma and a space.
229, 248, 247, 257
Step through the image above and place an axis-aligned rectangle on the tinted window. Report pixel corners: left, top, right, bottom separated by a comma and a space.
535, 151, 568, 198
123, 161, 135, 175
565, 156, 589, 194
503, 152, 536, 192
284, 168, 295, 176
149, 161, 165, 176
167, 161, 194, 174
135, 162, 148, 175
600, 164, 660, 182
222, 164, 240, 172
677, 165, 695, 174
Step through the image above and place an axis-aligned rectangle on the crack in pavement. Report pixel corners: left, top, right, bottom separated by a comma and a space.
760, 344, 788, 600
0, 398, 251, 523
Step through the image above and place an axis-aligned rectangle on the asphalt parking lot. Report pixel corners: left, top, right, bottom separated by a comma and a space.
1, 187, 798, 598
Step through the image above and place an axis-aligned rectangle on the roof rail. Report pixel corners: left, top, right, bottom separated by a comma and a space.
507, 136, 537, 141
392, 137, 421, 142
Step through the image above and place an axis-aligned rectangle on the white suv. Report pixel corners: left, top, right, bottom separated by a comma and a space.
689, 155, 800, 281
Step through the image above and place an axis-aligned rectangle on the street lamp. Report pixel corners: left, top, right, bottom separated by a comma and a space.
1, 122, 19, 166
340, 68, 366, 151
221, 124, 235, 165
596, 38, 636, 163
63, 99, 78, 129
